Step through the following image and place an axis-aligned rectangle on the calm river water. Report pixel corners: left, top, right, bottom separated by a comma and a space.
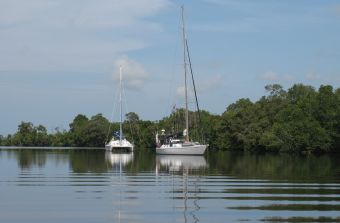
1, 148, 340, 223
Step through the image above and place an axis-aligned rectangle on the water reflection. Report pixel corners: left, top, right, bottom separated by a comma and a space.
12, 149, 48, 169
69, 149, 109, 173
156, 155, 207, 223
105, 152, 133, 166
156, 155, 207, 173
3, 149, 340, 181
105, 151, 133, 173
1, 149, 340, 222
207, 151, 340, 182
105, 152, 134, 222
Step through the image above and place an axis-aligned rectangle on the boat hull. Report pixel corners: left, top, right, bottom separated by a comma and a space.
156, 144, 207, 155
105, 145, 133, 152
105, 139, 134, 152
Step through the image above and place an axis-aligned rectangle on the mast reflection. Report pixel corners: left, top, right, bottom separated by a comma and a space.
156, 155, 207, 223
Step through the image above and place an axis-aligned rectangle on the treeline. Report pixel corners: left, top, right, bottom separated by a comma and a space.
0, 113, 156, 148
214, 84, 340, 152
1, 84, 339, 153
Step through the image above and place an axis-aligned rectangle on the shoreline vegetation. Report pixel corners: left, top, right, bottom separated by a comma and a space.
1, 84, 339, 153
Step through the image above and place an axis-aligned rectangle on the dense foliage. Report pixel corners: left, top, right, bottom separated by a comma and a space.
1, 84, 339, 153
216, 84, 340, 153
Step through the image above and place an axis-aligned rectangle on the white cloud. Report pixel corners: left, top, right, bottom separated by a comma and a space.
176, 86, 186, 98
201, 0, 242, 7
0, 0, 170, 28
175, 74, 222, 99
306, 72, 320, 80
113, 56, 149, 90
261, 72, 296, 82
191, 21, 258, 33
72, 0, 169, 29
335, 5, 340, 16
0, 0, 171, 72
0, 0, 54, 26
283, 74, 294, 81
198, 74, 223, 92
261, 71, 278, 81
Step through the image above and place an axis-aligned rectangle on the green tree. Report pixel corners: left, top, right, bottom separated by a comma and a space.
218, 98, 259, 150
200, 110, 221, 149
216, 84, 337, 153
82, 114, 110, 147
50, 128, 73, 147
69, 114, 89, 146
16, 122, 35, 146
262, 84, 331, 152
69, 113, 111, 147
316, 85, 339, 149
123, 111, 141, 146
125, 112, 140, 123
268, 107, 330, 152
335, 88, 340, 149
2, 83, 339, 152
2, 134, 13, 146
265, 84, 286, 99
34, 125, 50, 146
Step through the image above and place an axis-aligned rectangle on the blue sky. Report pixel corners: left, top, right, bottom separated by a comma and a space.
1, 0, 340, 135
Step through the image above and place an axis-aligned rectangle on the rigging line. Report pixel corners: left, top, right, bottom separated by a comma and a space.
105, 87, 120, 144
122, 82, 132, 143
185, 38, 205, 143
122, 82, 135, 143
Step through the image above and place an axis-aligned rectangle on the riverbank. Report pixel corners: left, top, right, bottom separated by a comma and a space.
0, 146, 105, 150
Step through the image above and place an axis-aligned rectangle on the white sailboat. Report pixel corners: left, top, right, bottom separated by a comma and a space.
155, 6, 208, 155
105, 66, 134, 152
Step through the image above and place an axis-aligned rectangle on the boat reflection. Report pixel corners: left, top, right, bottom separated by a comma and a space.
156, 155, 207, 223
105, 151, 134, 222
105, 151, 133, 173
156, 155, 207, 174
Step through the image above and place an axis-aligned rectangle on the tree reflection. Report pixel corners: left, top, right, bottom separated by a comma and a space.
208, 150, 340, 182
11, 149, 47, 169
7, 149, 340, 183
69, 149, 109, 173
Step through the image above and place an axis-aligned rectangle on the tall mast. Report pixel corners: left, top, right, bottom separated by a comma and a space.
119, 66, 123, 142
181, 5, 189, 142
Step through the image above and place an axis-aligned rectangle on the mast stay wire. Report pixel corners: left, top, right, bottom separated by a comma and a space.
105, 87, 120, 144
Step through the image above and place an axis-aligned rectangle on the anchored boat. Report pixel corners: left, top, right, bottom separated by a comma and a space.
105, 66, 134, 152
155, 6, 208, 155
